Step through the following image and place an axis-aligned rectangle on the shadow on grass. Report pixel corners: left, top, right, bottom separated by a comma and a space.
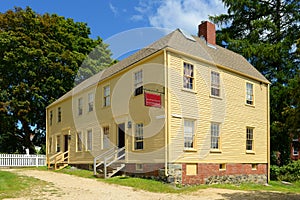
220, 191, 300, 200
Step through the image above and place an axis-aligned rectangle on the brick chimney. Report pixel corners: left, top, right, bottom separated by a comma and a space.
198, 21, 216, 45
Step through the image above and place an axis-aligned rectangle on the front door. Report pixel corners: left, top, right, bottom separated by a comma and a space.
118, 123, 125, 148
64, 135, 69, 152
64, 135, 69, 161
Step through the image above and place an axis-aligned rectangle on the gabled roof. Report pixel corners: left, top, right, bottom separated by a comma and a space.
48, 29, 269, 108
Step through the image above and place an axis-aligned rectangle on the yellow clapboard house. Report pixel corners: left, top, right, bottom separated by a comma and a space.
46, 21, 270, 185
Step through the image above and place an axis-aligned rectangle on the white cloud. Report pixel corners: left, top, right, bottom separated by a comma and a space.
130, 15, 144, 21
135, 0, 227, 34
109, 3, 118, 16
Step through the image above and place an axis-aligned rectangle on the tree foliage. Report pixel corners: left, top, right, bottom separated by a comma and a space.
211, 0, 300, 165
0, 7, 113, 153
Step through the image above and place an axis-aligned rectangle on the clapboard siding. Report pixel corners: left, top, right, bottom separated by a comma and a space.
167, 51, 268, 164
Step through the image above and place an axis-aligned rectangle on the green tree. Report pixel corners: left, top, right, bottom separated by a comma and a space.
0, 7, 113, 153
211, 0, 300, 165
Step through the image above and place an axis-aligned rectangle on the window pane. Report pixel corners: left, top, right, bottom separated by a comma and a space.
88, 93, 94, 112
246, 83, 253, 105
184, 120, 195, 149
77, 132, 82, 151
211, 71, 220, 97
246, 128, 253, 151
135, 123, 143, 150
183, 63, 194, 89
104, 86, 110, 106
87, 130, 92, 151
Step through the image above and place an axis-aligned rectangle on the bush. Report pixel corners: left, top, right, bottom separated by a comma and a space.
271, 160, 300, 182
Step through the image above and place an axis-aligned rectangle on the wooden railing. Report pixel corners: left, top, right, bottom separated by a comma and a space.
47, 151, 69, 170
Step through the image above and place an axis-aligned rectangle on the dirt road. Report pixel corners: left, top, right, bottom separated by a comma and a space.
3, 169, 300, 200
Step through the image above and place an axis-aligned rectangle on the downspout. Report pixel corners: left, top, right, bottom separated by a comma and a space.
267, 83, 270, 182
46, 108, 49, 168
164, 49, 169, 177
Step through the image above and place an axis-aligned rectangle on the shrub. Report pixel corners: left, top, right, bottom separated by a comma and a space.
271, 160, 300, 182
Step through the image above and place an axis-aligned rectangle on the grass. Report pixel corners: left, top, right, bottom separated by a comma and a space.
50, 167, 300, 194
0, 170, 48, 200
210, 181, 300, 193
103, 176, 208, 193
10, 167, 300, 195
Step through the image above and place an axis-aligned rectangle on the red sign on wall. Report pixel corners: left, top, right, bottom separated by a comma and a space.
144, 92, 161, 108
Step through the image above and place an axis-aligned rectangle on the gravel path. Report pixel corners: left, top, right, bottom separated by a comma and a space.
3, 169, 300, 200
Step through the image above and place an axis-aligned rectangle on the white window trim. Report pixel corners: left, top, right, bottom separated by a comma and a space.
210, 122, 221, 152
88, 93, 94, 112
56, 135, 61, 152
86, 129, 93, 151
246, 127, 255, 153
210, 70, 221, 98
183, 118, 196, 151
76, 131, 83, 152
134, 70, 143, 89
183, 62, 195, 90
246, 82, 255, 106
103, 85, 110, 107
134, 123, 144, 151
78, 97, 83, 116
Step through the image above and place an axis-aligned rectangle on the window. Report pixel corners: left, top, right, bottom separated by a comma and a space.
57, 107, 61, 122
246, 82, 254, 105
50, 110, 53, 126
134, 70, 143, 96
252, 164, 258, 170
183, 62, 194, 90
246, 127, 254, 151
211, 71, 220, 97
78, 98, 83, 115
292, 140, 299, 156
136, 164, 143, 171
103, 126, 110, 149
56, 136, 60, 152
88, 93, 94, 112
86, 129, 92, 151
49, 137, 52, 153
77, 132, 83, 152
104, 86, 110, 107
219, 163, 226, 170
134, 123, 143, 150
184, 119, 195, 150
211, 123, 220, 149
103, 126, 109, 135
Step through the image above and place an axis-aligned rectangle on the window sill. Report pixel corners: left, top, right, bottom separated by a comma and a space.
133, 149, 144, 152
184, 149, 197, 152
210, 95, 222, 100
245, 103, 255, 108
181, 88, 197, 94
246, 150, 255, 154
210, 149, 222, 153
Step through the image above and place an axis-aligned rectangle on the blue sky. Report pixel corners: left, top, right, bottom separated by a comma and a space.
1, 0, 227, 59
0, 0, 227, 39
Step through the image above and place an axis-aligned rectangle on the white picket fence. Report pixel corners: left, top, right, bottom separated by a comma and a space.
0, 154, 46, 167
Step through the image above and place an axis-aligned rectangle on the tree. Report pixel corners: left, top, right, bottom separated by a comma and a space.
0, 7, 113, 153
211, 0, 300, 165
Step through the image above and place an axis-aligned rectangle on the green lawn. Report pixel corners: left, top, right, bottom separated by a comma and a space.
0, 170, 47, 200
56, 167, 300, 194
4, 167, 300, 196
